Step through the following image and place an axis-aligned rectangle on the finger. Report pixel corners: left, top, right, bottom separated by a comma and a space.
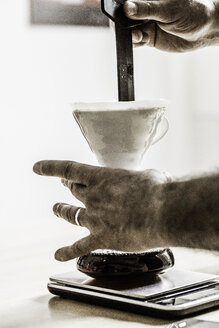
132, 23, 196, 52
134, 42, 146, 48
132, 22, 156, 47
124, 0, 170, 23
142, 169, 173, 183
33, 160, 99, 185
53, 203, 87, 227
132, 29, 143, 43
132, 29, 150, 45
55, 235, 99, 261
61, 179, 87, 203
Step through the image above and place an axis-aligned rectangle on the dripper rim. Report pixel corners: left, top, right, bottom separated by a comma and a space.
71, 99, 169, 112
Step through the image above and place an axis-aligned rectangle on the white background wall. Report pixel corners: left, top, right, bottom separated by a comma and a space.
0, 0, 219, 226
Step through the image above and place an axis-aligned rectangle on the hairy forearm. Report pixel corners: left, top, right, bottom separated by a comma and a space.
160, 172, 219, 251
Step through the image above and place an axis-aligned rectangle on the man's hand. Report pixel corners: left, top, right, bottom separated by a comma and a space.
124, 0, 219, 52
33, 160, 170, 261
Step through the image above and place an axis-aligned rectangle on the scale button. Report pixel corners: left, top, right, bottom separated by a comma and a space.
178, 322, 187, 328
169, 321, 187, 328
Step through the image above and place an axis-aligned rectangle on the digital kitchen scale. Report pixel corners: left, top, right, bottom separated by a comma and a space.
48, 269, 219, 318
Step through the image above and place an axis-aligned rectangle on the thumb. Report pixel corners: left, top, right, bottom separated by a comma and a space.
153, 25, 198, 52
132, 23, 198, 52
55, 235, 99, 261
124, 0, 169, 23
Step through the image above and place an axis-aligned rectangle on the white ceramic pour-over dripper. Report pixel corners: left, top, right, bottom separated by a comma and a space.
72, 100, 169, 170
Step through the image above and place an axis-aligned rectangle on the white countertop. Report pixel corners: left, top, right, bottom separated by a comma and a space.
1, 217, 219, 328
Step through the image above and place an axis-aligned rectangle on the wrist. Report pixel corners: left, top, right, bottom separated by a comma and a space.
157, 181, 182, 248
158, 174, 219, 251
148, 183, 171, 248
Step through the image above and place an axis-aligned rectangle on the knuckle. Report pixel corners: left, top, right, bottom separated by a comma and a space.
65, 206, 73, 221
70, 182, 75, 192
72, 183, 78, 193
72, 241, 84, 256
79, 208, 86, 219
64, 162, 73, 180
146, 2, 152, 15
79, 208, 90, 228
86, 192, 99, 209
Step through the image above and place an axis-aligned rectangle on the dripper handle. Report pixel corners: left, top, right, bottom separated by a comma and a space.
152, 116, 169, 145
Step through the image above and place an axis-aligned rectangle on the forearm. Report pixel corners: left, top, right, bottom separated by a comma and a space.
160, 172, 219, 251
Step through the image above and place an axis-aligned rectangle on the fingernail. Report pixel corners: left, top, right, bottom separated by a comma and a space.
33, 162, 41, 175
125, 1, 138, 16
132, 30, 143, 43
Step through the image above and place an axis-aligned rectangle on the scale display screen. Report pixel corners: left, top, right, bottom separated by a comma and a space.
153, 284, 219, 306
